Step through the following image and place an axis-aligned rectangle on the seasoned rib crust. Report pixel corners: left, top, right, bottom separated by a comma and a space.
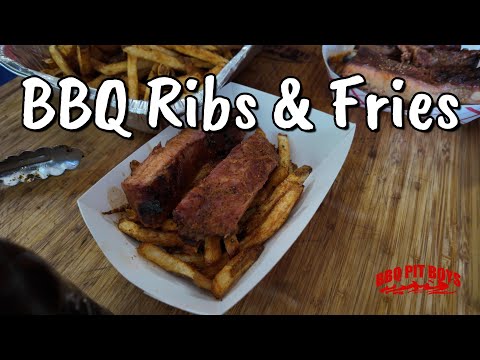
173, 132, 280, 240
337, 46, 480, 104
122, 126, 244, 228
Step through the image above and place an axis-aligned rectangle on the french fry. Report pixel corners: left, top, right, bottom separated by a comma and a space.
49, 45, 76, 76
125, 208, 138, 221
123, 46, 187, 72
172, 253, 205, 268
177, 72, 203, 86
251, 165, 289, 208
164, 45, 228, 65
156, 63, 174, 76
246, 165, 312, 234
144, 64, 157, 100
189, 58, 216, 69
205, 63, 224, 76
199, 45, 220, 52
77, 45, 93, 77
278, 134, 291, 170
93, 59, 127, 75
201, 254, 229, 279
212, 246, 264, 299
118, 219, 183, 247
204, 236, 222, 265
138, 244, 211, 291
41, 67, 62, 77
224, 235, 240, 258
58, 45, 75, 60
160, 219, 178, 232
241, 185, 303, 250
141, 45, 180, 58
87, 74, 109, 88
127, 54, 139, 100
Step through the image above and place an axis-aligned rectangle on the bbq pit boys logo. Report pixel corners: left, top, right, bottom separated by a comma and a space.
21, 73, 461, 139
376, 265, 461, 295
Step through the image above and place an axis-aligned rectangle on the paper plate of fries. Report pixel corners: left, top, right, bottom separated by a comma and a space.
77, 83, 355, 314
0, 45, 259, 133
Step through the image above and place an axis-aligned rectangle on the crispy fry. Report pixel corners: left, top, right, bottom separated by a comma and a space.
205, 63, 224, 76
204, 236, 222, 265
212, 246, 264, 299
177, 72, 203, 86
76, 45, 93, 77
172, 253, 205, 268
49, 45, 76, 76
246, 165, 312, 234
58, 45, 75, 59
224, 235, 240, 258
138, 244, 211, 291
127, 54, 139, 100
141, 45, 180, 58
41, 67, 62, 76
201, 254, 229, 279
144, 64, 157, 100
164, 45, 228, 65
241, 185, 303, 250
118, 219, 183, 247
123, 46, 186, 72
156, 63, 174, 76
251, 165, 289, 208
278, 134, 291, 170
87, 74, 109, 88
181, 243, 200, 255
125, 208, 138, 221
199, 45, 220, 52
160, 219, 178, 232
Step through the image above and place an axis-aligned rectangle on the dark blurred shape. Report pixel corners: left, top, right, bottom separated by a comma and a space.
0, 239, 111, 315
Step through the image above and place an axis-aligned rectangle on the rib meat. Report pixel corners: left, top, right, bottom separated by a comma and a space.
338, 46, 480, 104
173, 132, 279, 240
122, 124, 244, 228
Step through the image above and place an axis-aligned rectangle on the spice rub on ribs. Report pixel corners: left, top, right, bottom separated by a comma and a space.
122, 125, 244, 228
331, 45, 480, 104
173, 132, 280, 240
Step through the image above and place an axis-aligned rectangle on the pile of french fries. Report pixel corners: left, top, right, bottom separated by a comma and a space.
106, 131, 312, 299
41, 45, 239, 100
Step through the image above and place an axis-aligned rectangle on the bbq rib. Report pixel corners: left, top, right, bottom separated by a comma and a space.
336, 46, 480, 104
173, 132, 280, 240
121, 124, 244, 228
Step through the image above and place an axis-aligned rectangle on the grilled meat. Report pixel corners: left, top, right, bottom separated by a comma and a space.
334, 45, 480, 104
173, 132, 279, 240
122, 124, 244, 228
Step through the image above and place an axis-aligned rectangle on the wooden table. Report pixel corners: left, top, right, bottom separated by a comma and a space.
0, 46, 478, 314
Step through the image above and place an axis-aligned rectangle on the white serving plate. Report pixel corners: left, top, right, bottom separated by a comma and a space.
77, 82, 355, 314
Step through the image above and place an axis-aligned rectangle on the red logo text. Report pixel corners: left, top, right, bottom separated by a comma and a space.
376, 265, 461, 295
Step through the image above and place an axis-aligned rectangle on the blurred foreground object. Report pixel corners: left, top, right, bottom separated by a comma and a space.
0, 239, 111, 315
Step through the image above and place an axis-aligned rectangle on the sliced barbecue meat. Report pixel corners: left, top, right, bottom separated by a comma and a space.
339, 46, 480, 104
122, 123, 244, 228
173, 132, 279, 240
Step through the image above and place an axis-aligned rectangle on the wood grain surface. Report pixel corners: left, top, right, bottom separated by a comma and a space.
0, 45, 478, 314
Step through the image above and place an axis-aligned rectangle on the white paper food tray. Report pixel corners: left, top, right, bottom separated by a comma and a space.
77, 82, 355, 315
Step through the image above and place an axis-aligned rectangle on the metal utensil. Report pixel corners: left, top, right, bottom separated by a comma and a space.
0, 145, 83, 188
